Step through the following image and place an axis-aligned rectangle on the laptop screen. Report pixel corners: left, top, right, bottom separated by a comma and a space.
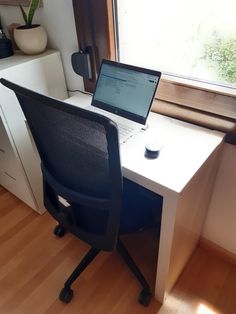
92, 60, 161, 125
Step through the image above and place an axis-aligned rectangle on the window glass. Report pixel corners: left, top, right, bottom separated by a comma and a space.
116, 0, 236, 89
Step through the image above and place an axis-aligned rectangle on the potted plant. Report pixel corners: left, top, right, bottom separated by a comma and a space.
14, 0, 47, 55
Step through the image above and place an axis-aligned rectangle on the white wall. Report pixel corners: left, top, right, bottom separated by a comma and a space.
203, 143, 236, 255
0, 0, 84, 92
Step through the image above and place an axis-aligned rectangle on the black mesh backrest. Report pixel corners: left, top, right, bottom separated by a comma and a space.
22, 96, 110, 198
0, 78, 123, 251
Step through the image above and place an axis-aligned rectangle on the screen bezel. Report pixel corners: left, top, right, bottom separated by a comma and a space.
92, 59, 162, 125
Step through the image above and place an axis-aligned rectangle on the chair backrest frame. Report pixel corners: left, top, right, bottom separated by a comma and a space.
0, 78, 123, 251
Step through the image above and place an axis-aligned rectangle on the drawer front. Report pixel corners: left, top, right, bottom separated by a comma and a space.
0, 112, 24, 180
0, 111, 37, 211
0, 170, 36, 210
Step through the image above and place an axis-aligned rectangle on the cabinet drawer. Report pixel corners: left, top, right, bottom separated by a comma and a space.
0, 111, 37, 210
0, 113, 24, 180
0, 170, 36, 210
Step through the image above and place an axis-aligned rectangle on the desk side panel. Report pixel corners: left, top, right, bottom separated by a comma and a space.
155, 191, 179, 302
165, 143, 223, 295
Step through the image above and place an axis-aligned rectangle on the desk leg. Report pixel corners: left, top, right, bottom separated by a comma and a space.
155, 191, 179, 303
155, 145, 222, 303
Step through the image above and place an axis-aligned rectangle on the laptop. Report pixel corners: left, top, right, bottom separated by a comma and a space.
86, 59, 162, 143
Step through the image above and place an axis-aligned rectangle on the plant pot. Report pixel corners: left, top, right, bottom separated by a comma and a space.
14, 24, 47, 55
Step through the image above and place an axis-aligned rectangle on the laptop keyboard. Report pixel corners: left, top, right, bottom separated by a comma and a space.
86, 105, 139, 144
116, 121, 139, 143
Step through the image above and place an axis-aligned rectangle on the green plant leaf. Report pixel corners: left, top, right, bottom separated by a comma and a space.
19, 4, 28, 25
203, 37, 236, 83
27, 0, 40, 26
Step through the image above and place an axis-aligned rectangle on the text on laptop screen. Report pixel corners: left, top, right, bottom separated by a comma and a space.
93, 60, 161, 124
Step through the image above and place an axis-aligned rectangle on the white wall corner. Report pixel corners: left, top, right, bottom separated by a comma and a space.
202, 143, 236, 255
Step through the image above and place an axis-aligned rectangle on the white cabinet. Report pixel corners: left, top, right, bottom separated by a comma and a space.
0, 50, 68, 214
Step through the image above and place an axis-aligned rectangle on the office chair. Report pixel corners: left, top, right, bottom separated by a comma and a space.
0, 78, 163, 306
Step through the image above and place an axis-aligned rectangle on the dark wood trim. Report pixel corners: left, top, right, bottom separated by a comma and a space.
72, 0, 116, 92
156, 79, 236, 120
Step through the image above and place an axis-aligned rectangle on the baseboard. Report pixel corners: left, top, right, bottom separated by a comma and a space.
199, 237, 236, 267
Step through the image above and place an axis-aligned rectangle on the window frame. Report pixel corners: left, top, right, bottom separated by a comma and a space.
72, 0, 236, 144
72, 0, 116, 92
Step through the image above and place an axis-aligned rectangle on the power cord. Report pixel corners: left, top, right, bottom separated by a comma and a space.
67, 89, 93, 96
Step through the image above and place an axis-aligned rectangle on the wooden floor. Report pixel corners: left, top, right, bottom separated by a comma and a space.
0, 186, 236, 314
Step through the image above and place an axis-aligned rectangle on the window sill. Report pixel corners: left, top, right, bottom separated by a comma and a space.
156, 78, 236, 121
162, 74, 236, 97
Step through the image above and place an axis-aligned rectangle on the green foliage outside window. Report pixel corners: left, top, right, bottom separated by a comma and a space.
203, 37, 236, 84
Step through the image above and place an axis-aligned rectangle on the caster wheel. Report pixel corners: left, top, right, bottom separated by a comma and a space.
54, 225, 66, 238
138, 289, 152, 306
59, 287, 73, 303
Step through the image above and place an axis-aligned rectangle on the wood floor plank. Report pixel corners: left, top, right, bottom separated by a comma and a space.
1, 187, 236, 314
3, 238, 82, 314
0, 203, 34, 237
216, 266, 236, 314
0, 191, 22, 218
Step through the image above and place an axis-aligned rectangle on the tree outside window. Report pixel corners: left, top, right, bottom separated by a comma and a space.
116, 0, 236, 89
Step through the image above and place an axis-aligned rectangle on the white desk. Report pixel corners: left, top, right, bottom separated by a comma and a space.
66, 93, 224, 303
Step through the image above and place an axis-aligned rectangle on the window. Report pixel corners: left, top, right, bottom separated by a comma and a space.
72, 0, 236, 143
116, 0, 236, 92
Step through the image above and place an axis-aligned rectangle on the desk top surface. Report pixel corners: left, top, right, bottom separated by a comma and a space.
66, 93, 224, 195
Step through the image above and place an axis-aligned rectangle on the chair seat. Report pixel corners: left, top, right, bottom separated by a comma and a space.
72, 178, 162, 237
